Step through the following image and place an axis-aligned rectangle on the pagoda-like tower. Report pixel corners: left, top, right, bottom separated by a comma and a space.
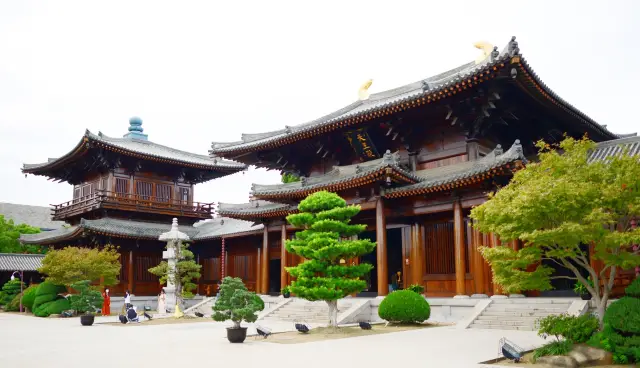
20, 117, 247, 295
208, 37, 636, 297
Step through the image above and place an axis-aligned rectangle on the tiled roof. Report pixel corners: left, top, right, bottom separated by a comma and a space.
0, 203, 66, 230
384, 140, 526, 198
588, 135, 640, 163
0, 253, 45, 271
24, 130, 246, 172
210, 37, 620, 156
217, 201, 298, 219
19, 217, 262, 245
250, 150, 420, 199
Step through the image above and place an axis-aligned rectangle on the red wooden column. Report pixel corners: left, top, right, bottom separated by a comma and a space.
472, 221, 485, 294
221, 238, 226, 279
410, 223, 424, 288
256, 247, 262, 294
376, 197, 389, 296
128, 250, 134, 293
281, 224, 288, 290
453, 200, 466, 295
261, 226, 269, 294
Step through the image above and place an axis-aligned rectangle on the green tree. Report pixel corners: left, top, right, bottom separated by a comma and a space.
211, 277, 264, 328
69, 280, 103, 315
0, 279, 25, 307
148, 240, 201, 306
0, 215, 46, 254
470, 136, 640, 326
38, 245, 121, 286
281, 172, 300, 183
285, 191, 376, 327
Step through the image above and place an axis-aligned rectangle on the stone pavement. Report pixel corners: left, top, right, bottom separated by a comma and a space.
0, 313, 545, 368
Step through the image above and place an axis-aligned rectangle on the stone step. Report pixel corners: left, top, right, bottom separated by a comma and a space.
481, 311, 563, 317
473, 319, 538, 326
490, 299, 574, 305
476, 315, 545, 321
469, 324, 536, 331
487, 304, 570, 310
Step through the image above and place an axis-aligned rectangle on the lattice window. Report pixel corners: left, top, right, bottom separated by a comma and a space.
115, 178, 129, 196
81, 184, 91, 197
135, 255, 161, 282
136, 181, 153, 200
119, 253, 128, 282
202, 257, 221, 281
233, 255, 251, 280
73, 187, 81, 203
180, 188, 190, 203
156, 184, 172, 203
424, 221, 455, 274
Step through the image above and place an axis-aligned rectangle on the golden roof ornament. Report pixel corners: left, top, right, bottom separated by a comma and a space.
358, 79, 373, 101
474, 41, 494, 64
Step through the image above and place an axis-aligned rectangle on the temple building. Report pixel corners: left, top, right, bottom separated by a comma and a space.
20, 37, 638, 298
209, 37, 637, 297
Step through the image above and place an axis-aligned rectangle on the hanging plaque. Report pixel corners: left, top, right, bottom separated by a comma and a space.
344, 128, 380, 160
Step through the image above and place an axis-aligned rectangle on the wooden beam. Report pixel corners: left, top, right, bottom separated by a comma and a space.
376, 198, 389, 296
261, 226, 269, 294
453, 200, 466, 295
281, 224, 287, 291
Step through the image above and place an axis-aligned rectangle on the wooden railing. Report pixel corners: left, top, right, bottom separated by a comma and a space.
51, 190, 214, 220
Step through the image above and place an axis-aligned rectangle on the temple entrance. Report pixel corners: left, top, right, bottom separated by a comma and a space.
357, 227, 403, 297
269, 259, 281, 294
539, 244, 590, 297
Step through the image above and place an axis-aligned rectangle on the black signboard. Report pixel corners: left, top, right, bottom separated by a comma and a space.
344, 128, 380, 160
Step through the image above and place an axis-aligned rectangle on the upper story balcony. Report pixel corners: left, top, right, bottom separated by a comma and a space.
51, 190, 214, 222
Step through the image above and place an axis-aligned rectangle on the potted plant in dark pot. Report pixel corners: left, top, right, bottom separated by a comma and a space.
281, 286, 291, 298
70, 280, 104, 326
573, 278, 594, 300
212, 276, 264, 343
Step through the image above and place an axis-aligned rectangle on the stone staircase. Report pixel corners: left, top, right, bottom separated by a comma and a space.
261, 299, 353, 323
469, 298, 573, 331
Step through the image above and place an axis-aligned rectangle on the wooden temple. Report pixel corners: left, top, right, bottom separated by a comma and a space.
21, 37, 638, 297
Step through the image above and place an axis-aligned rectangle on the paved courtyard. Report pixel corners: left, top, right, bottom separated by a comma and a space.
0, 313, 545, 368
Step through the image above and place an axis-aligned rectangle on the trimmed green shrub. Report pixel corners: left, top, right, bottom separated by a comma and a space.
32, 282, 67, 317
0, 279, 24, 306
20, 285, 38, 311
69, 281, 103, 315
34, 298, 70, 317
6, 293, 22, 311
406, 284, 425, 294
537, 313, 599, 343
378, 289, 430, 324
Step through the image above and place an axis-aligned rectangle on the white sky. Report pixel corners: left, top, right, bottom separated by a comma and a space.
1, 0, 639, 209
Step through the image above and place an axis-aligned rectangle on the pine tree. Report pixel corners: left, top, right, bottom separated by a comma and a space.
148, 239, 201, 307
285, 191, 376, 327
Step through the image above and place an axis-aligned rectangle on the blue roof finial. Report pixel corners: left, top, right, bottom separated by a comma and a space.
123, 116, 148, 140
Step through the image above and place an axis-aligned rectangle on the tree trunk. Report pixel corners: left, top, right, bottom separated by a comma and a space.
327, 300, 338, 328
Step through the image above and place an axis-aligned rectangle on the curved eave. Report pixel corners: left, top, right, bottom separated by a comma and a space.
194, 228, 265, 241
384, 161, 525, 199
252, 165, 421, 200
20, 226, 83, 245
23, 131, 247, 177
217, 208, 299, 221
210, 59, 510, 157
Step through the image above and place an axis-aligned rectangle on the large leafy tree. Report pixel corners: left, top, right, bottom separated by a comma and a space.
38, 245, 121, 286
471, 136, 640, 325
0, 215, 46, 254
148, 239, 200, 306
285, 191, 376, 327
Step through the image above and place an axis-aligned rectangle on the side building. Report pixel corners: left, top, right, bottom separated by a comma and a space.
208, 37, 637, 297
19, 118, 258, 296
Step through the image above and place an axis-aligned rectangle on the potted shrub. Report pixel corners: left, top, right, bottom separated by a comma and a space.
212, 277, 264, 343
573, 278, 594, 300
281, 286, 291, 298
69, 280, 104, 326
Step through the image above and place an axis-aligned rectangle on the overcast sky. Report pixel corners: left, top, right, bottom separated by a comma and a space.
1, 0, 638, 210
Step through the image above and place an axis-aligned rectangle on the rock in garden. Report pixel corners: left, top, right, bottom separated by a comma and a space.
568, 345, 607, 365
536, 355, 578, 368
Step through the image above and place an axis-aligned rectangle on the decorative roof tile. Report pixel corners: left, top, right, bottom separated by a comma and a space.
250, 150, 420, 199
384, 140, 526, 198
19, 226, 81, 244
192, 217, 264, 240
588, 135, 640, 163
0, 203, 66, 230
0, 253, 45, 271
217, 201, 298, 219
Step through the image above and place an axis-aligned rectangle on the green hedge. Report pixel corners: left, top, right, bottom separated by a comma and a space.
34, 298, 70, 317
21, 285, 39, 311
32, 282, 68, 317
0, 279, 24, 306
378, 289, 430, 324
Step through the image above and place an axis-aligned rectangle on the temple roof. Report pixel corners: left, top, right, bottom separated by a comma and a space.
211, 37, 620, 158
384, 140, 526, 198
19, 217, 261, 245
0, 202, 66, 230
588, 135, 640, 163
250, 150, 420, 199
0, 253, 45, 271
217, 200, 298, 220
24, 129, 245, 174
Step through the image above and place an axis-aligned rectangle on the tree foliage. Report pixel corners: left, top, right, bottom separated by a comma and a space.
38, 245, 121, 286
212, 277, 264, 329
285, 191, 376, 327
281, 172, 300, 183
0, 279, 24, 306
69, 280, 103, 315
471, 136, 640, 325
148, 240, 201, 303
0, 215, 46, 254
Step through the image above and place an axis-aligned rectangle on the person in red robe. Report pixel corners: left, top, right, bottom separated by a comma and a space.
101, 288, 111, 316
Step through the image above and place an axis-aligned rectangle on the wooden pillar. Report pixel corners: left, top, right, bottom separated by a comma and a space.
376, 198, 389, 296
472, 222, 485, 294
221, 238, 226, 279
281, 224, 287, 291
453, 200, 466, 295
127, 250, 134, 293
482, 233, 492, 294
256, 247, 262, 294
490, 234, 503, 295
261, 226, 269, 294
410, 223, 424, 287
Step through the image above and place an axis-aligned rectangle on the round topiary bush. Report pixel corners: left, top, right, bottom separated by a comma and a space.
598, 277, 640, 364
378, 289, 430, 324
